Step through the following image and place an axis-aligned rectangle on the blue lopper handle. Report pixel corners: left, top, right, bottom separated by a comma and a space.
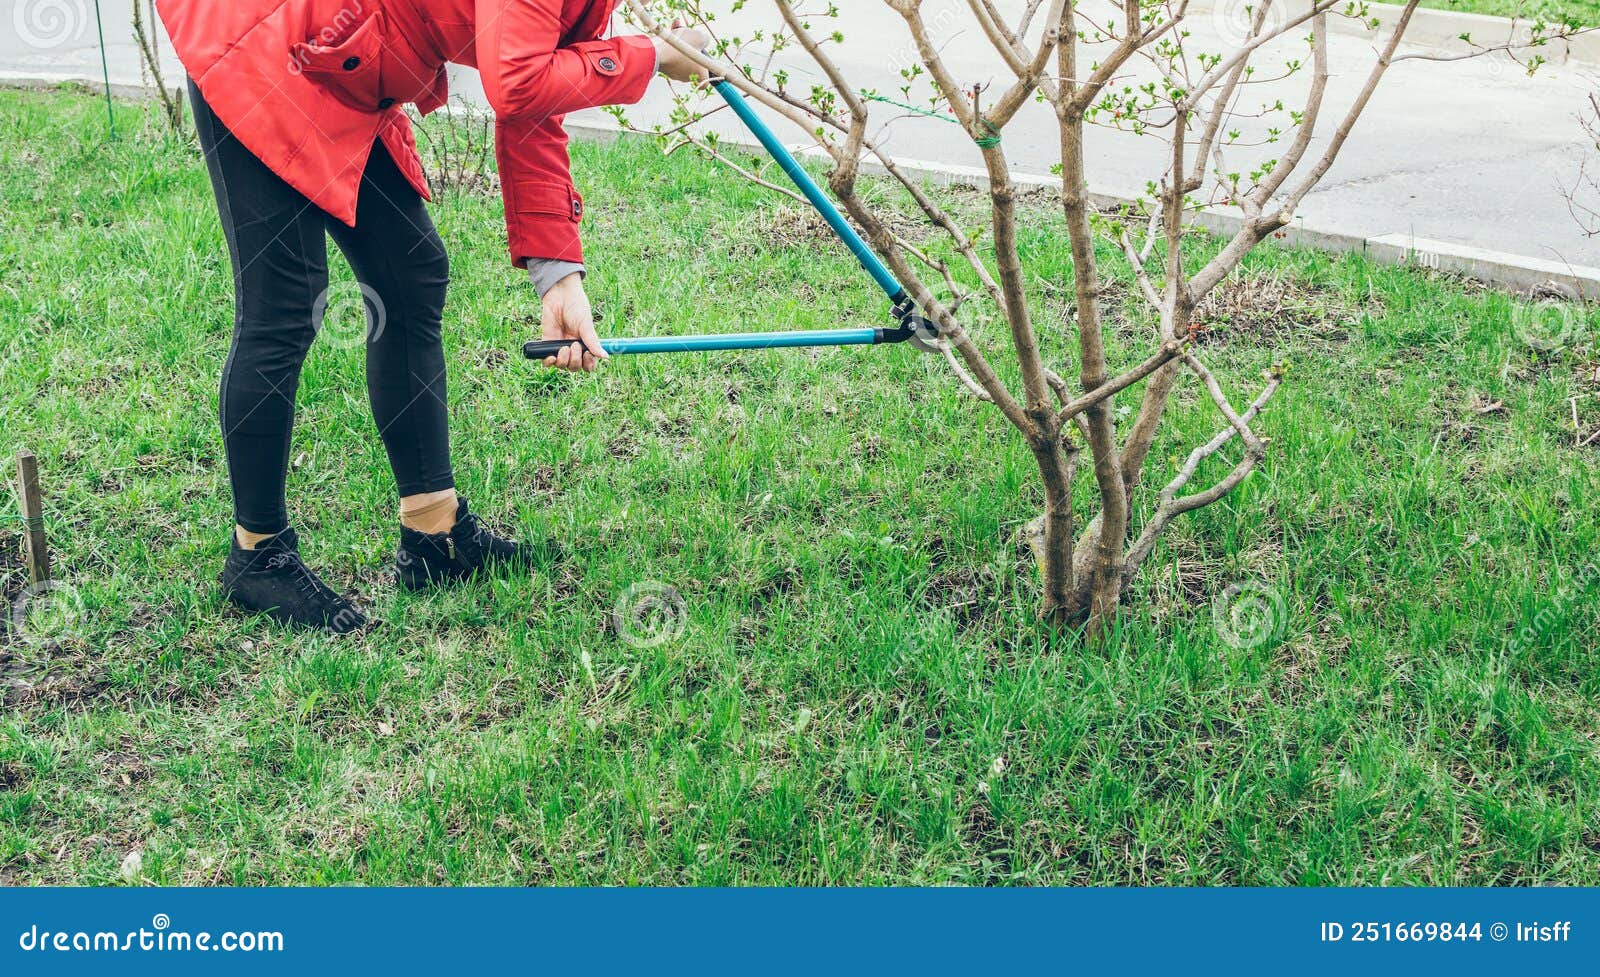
525, 76, 915, 361
711, 79, 906, 304
524, 327, 908, 359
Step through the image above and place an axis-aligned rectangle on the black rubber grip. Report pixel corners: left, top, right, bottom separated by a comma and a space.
523, 339, 590, 360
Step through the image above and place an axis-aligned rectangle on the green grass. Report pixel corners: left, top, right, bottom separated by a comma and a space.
1417, 0, 1596, 22
2, 88, 1598, 886
1418, 0, 1596, 23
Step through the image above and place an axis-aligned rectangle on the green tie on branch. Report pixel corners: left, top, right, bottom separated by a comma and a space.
860, 92, 1001, 149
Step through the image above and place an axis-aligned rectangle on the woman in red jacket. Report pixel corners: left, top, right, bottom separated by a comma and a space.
157, 0, 705, 631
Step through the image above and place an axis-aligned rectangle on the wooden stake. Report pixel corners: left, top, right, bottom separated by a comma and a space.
15, 449, 51, 585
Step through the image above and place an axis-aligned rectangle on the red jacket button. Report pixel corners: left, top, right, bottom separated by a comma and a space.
598, 57, 616, 72
342, 56, 361, 70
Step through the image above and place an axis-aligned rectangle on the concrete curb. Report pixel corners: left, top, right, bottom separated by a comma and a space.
0, 72, 179, 101
1188, 0, 1600, 66
7, 74, 1597, 301
559, 118, 1600, 301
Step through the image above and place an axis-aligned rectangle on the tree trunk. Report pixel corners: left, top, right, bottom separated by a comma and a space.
1027, 435, 1077, 624
1083, 550, 1126, 643
1031, 504, 1129, 640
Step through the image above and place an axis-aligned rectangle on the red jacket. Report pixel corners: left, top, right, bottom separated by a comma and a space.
157, 0, 656, 265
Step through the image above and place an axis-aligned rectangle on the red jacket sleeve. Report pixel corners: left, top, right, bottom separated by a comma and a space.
477, 0, 656, 266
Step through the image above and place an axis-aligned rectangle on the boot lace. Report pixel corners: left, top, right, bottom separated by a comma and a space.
266, 550, 344, 604
456, 511, 521, 561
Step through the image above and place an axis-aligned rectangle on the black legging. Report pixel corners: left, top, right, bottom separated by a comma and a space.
190, 80, 453, 535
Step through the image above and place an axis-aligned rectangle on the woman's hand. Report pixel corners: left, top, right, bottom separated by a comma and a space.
653, 26, 712, 83
539, 272, 607, 373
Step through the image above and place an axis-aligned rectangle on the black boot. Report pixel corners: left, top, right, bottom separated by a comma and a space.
220, 528, 367, 634
395, 498, 532, 590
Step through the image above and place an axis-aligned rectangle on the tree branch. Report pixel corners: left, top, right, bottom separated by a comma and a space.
1122, 367, 1283, 577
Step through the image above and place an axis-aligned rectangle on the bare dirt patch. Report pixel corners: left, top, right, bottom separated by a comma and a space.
1191, 270, 1372, 346
0, 761, 31, 792
2, 670, 112, 713
0, 531, 24, 612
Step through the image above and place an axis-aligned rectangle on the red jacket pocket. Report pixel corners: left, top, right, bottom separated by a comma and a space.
515, 180, 584, 222
583, 49, 624, 78
290, 10, 385, 113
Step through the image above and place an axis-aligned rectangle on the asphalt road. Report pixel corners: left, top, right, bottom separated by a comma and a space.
4, 0, 1596, 269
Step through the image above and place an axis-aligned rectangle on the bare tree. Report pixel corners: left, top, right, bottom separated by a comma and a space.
132, 0, 186, 137
1569, 93, 1600, 237
410, 96, 498, 195
623, 0, 1584, 640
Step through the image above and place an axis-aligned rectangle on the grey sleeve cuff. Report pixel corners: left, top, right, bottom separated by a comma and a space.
527, 259, 586, 297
